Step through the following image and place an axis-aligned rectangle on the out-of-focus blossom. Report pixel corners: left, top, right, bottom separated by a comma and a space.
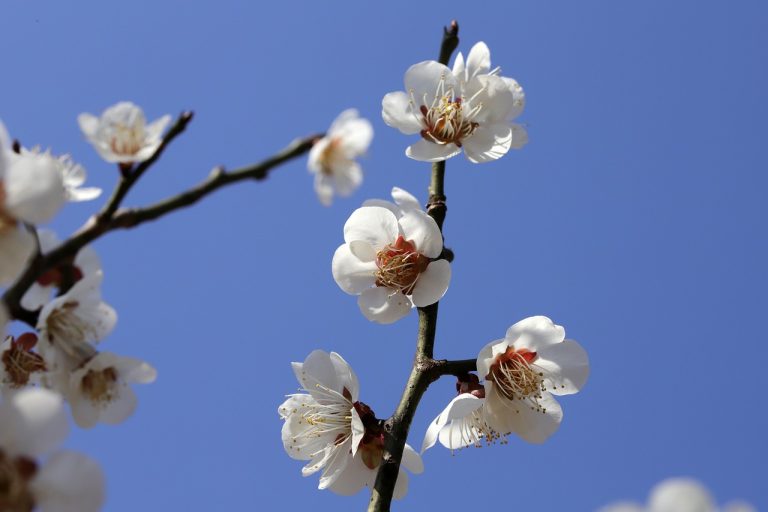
308, 109, 373, 206
382, 41, 526, 163
0, 388, 105, 511
78, 102, 171, 164
279, 350, 422, 498
598, 477, 756, 512
332, 205, 450, 324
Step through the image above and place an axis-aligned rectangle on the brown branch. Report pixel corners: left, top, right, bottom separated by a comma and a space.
3, 128, 322, 327
368, 20, 460, 512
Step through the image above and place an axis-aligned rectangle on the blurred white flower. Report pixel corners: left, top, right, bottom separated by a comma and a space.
308, 109, 373, 206
279, 350, 422, 498
332, 205, 450, 324
78, 101, 171, 164
22, 230, 101, 311
0, 388, 105, 511
382, 41, 527, 163
66, 351, 156, 429
598, 477, 756, 512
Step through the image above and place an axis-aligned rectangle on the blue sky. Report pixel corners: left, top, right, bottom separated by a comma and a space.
2, 0, 767, 510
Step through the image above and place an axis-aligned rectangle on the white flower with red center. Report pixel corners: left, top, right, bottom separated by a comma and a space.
0, 121, 67, 284
477, 316, 589, 444
599, 478, 756, 512
0, 333, 47, 394
332, 205, 450, 324
308, 109, 373, 206
0, 388, 105, 511
78, 102, 171, 164
66, 351, 156, 429
382, 42, 527, 163
279, 350, 422, 498
21, 230, 101, 311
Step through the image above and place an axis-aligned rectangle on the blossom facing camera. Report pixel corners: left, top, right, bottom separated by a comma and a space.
332, 205, 450, 324
382, 41, 527, 163
279, 350, 422, 498
308, 109, 373, 206
78, 101, 171, 164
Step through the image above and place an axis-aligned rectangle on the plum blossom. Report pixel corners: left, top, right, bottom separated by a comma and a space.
0, 388, 105, 511
78, 101, 171, 164
21, 230, 101, 311
308, 109, 373, 206
382, 41, 527, 163
0, 121, 67, 284
332, 205, 450, 324
423, 316, 589, 451
66, 351, 156, 429
598, 478, 756, 512
279, 350, 422, 498
0, 333, 47, 394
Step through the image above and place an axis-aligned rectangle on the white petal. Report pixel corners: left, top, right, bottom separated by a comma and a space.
330, 351, 359, 402
476, 338, 508, 379
361, 199, 400, 217
398, 209, 442, 258
0, 228, 35, 285
114, 355, 157, 384
294, 350, 340, 396
317, 443, 351, 489
331, 244, 376, 295
465, 42, 492, 79
473, 75, 524, 123
327, 453, 370, 496
404, 61, 456, 108
392, 468, 409, 500
350, 406, 365, 457
536, 339, 590, 395
314, 173, 334, 206
382, 92, 423, 135
411, 260, 451, 307
451, 51, 465, 80
484, 386, 562, 444
462, 123, 512, 164
391, 187, 422, 212
406, 139, 461, 162
649, 478, 716, 512
421, 394, 483, 452
66, 187, 102, 202
401, 443, 423, 474
509, 123, 529, 149
21, 283, 52, 311
332, 161, 363, 197
343, 206, 398, 249
335, 116, 373, 156
0, 388, 68, 457
144, 114, 172, 142
95, 386, 137, 426
358, 288, 412, 324
32, 451, 105, 512
348, 240, 377, 262
4, 153, 66, 224
506, 316, 566, 352
77, 113, 100, 139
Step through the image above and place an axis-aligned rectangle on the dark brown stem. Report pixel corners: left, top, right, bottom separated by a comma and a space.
368, 20, 460, 512
3, 131, 322, 327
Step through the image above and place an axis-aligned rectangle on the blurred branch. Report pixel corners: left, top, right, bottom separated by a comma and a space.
369, 20, 460, 512
3, 124, 322, 327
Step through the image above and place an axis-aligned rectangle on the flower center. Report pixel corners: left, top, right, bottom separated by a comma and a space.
487, 347, 546, 411
109, 124, 144, 157
375, 235, 430, 295
318, 138, 342, 175
0, 450, 37, 512
1, 334, 46, 388
80, 366, 118, 403
353, 401, 386, 470
413, 73, 482, 147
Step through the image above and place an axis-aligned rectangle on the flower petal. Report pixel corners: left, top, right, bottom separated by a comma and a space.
483, 386, 562, 444
506, 316, 566, 352
358, 288, 412, 324
404, 61, 456, 108
0, 388, 68, 457
401, 443, 423, 474
391, 187, 422, 212
649, 478, 716, 512
31, 451, 105, 512
343, 206, 398, 249
462, 123, 512, 164
422, 394, 483, 452
0, 228, 35, 285
77, 114, 99, 139
331, 244, 376, 294
411, 259, 451, 307
536, 339, 590, 395
406, 139, 461, 162
465, 41, 492, 80
326, 453, 370, 496
398, 209, 442, 259
509, 123, 529, 149
382, 92, 423, 135
330, 352, 359, 403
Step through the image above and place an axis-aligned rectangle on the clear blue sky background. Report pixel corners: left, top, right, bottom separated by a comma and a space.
2, 1, 766, 510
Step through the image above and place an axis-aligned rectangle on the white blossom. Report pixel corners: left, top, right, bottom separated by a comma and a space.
382, 41, 527, 163
332, 205, 450, 324
0, 388, 105, 511
78, 101, 171, 164
308, 109, 373, 206
279, 350, 422, 498
66, 351, 156, 429
598, 478, 756, 512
